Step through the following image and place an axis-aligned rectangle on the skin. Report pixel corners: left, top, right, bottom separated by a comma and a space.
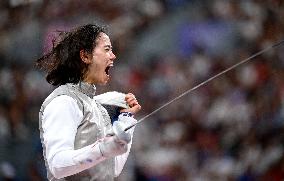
121, 93, 141, 114
82, 32, 116, 85
81, 32, 141, 114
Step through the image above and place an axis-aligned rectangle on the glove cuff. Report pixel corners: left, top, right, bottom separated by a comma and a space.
120, 112, 133, 117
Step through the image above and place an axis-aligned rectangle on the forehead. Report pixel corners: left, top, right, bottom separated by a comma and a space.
95, 32, 111, 46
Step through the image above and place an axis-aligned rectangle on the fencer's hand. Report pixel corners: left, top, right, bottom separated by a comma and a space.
112, 119, 131, 143
98, 135, 128, 158
98, 115, 137, 158
120, 93, 141, 114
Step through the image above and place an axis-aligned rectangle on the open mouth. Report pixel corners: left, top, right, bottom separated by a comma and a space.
105, 65, 111, 76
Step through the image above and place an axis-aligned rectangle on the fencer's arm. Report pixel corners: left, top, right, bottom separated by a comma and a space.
114, 115, 136, 177
42, 96, 127, 179
94, 92, 141, 176
113, 94, 141, 176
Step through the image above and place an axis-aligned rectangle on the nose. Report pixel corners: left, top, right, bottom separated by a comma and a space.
110, 51, 116, 61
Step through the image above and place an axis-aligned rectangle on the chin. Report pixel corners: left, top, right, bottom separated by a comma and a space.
99, 82, 108, 85
99, 79, 109, 85
94, 75, 110, 85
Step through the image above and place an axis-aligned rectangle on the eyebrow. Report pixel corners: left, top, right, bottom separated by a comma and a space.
104, 45, 112, 49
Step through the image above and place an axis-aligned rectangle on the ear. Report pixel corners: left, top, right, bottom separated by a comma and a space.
80, 50, 92, 64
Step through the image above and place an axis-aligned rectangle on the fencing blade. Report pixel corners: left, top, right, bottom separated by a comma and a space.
124, 39, 284, 132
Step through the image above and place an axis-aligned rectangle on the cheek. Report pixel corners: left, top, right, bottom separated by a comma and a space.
89, 60, 99, 72
91, 61, 104, 74
92, 53, 106, 65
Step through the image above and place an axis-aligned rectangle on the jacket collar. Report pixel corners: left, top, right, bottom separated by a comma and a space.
69, 81, 96, 98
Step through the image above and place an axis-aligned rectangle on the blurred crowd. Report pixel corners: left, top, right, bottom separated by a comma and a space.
1, 0, 284, 180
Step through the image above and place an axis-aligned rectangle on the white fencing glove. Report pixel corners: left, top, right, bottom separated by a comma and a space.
116, 112, 137, 133
98, 135, 128, 158
98, 113, 137, 158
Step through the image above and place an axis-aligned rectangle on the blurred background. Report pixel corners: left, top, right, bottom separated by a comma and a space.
0, 0, 284, 180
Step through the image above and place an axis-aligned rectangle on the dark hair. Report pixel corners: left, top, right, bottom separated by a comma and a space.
36, 24, 107, 86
